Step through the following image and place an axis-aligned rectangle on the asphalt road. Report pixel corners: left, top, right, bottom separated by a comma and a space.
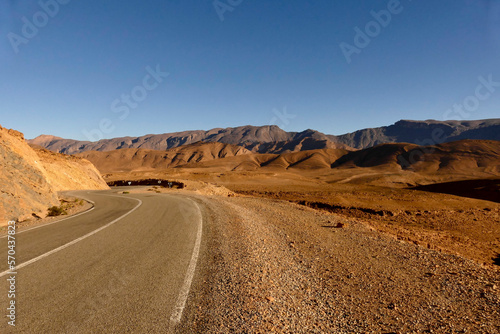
0, 188, 203, 333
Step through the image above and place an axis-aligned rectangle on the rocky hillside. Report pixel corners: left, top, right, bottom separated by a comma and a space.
0, 126, 108, 223
75, 142, 253, 173
77, 140, 349, 173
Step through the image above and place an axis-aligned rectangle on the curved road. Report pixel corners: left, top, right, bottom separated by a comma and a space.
0, 188, 203, 333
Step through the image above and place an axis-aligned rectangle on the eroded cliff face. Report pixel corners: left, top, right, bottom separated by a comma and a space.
0, 126, 108, 223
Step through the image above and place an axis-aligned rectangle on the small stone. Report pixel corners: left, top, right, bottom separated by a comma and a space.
266, 296, 275, 302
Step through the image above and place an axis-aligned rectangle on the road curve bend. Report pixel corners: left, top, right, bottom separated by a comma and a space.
0, 189, 203, 333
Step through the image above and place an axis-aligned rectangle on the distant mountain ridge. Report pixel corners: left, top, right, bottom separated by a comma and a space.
29, 119, 500, 154
333, 119, 500, 149
30, 125, 350, 154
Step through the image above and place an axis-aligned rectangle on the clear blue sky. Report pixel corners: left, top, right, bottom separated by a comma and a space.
1, 0, 499, 140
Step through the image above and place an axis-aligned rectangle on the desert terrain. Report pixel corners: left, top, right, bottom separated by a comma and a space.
97, 139, 500, 332
2, 122, 500, 332
4, 0, 500, 331
79, 138, 500, 268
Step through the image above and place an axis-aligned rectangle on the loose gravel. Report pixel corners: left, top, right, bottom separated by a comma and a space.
176, 195, 500, 333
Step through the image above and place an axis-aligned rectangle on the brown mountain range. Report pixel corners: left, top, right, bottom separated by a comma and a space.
76, 138, 500, 179
29, 119, 500, 154
31, 125, 348, 155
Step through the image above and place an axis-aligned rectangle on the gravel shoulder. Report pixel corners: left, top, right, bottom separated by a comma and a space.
177, 194, 500, 333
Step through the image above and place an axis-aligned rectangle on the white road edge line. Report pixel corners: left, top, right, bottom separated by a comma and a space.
170, 198, 203, 325
0, 199, 96, 239
0, 195, 142, 278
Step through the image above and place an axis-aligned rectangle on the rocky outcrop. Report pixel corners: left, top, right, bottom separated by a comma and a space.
0, 126, 108, 223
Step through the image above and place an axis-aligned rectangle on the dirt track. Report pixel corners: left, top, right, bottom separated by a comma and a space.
178, 194, 500, 333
